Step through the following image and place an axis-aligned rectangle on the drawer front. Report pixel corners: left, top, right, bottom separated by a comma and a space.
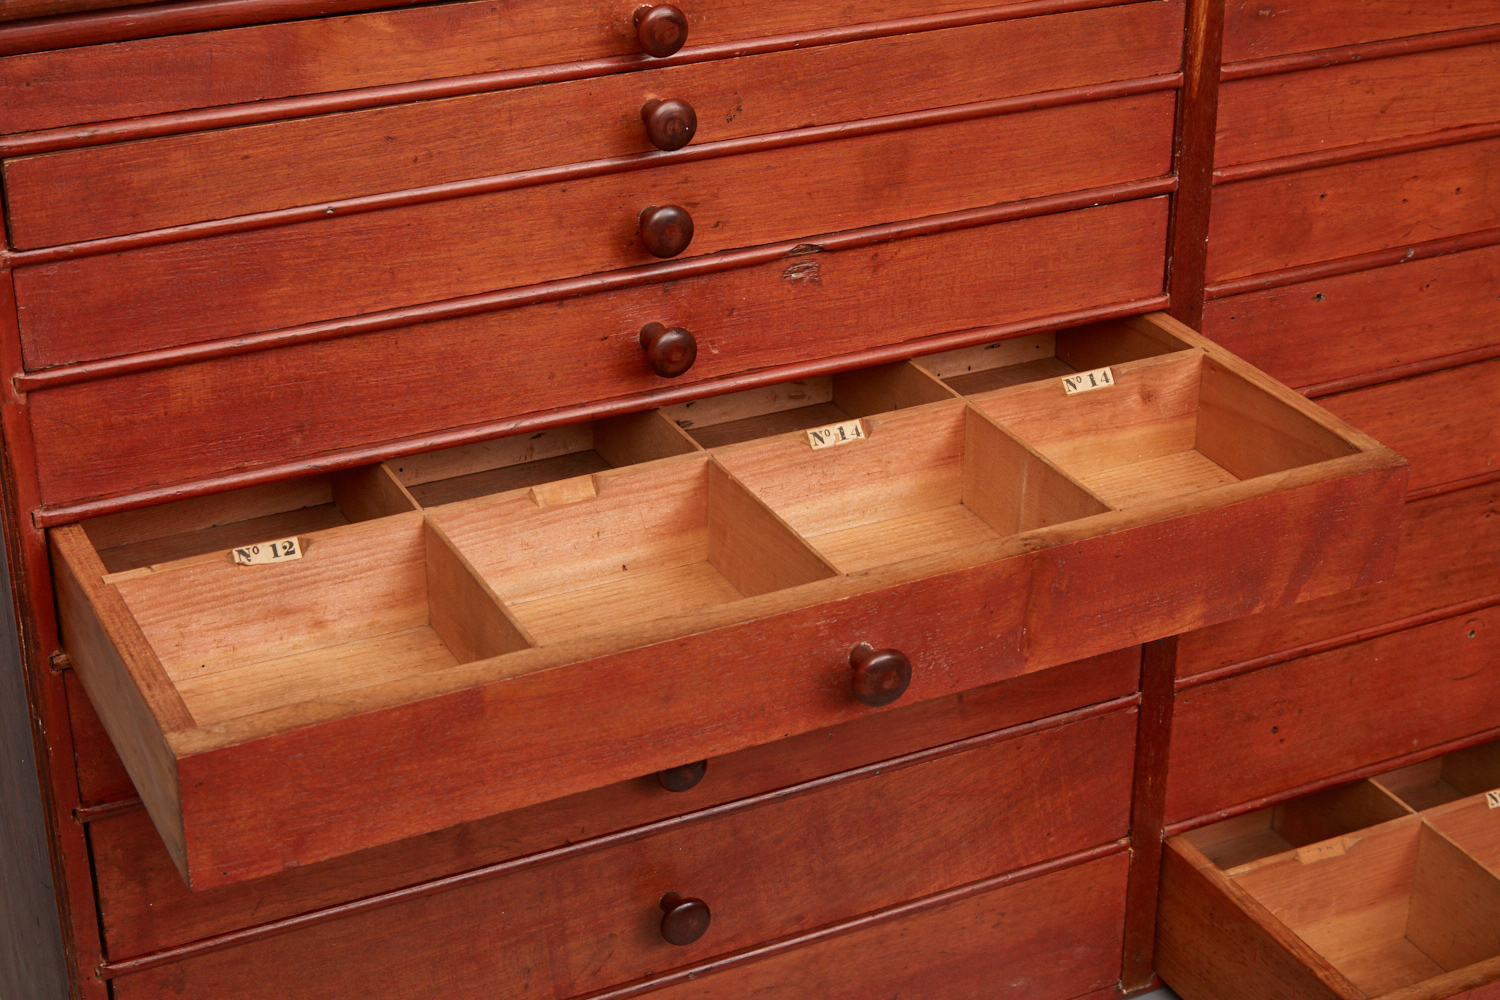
89, 650, 1139, 957
1202, 243, 1500, 391
104, 709, 1136, 999
3, 2, 1186, 248
1206, 136, 1500, 284
1216, 42, 1500, 168
13, 93, 1175, 361
1167, 604, 1500, 825
1223, 0, 1500, 63
4, 0, 1172, 135
27, 199, 1170, 504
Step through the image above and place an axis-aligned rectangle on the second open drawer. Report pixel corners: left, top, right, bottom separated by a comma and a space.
51, 313, 1407, 889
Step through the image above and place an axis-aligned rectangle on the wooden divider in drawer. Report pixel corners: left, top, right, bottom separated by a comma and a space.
104, 705, 1136, 1000
1223, 0, 1500, 63
13, 92, 1175, 362
26, 199, 1170, 503
3, 1, 1186, 247
51, 314, 1405, 889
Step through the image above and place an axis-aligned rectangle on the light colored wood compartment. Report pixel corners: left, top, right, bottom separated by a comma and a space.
425, 455, 837, 645
1373, 742, 1500, 812
1233, 819, 1500, 996
1183, 780, 1413, 871
916, 314, 1190, 395
388, 410, 700, 508
78, 464, 418, 573
712, 399, 1108, 574
971, 334, 1359, 509
660, 361, 956, 448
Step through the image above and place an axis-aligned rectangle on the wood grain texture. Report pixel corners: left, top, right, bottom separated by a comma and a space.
1207, 136, 1500, 283
1320, 356, 1500, 495
25, 199, 1169, 506
1216, 41, 1500, 168
2, 1, 1186, 247
1202, 242, 1500, 390
1165, 0, 1224, 329
12, 93, 1175, 361
1178, 479, 1500, 680
1120, 636, 1174, 990
1221, 0, 1500, 63
1167, 604, 1500, 825
106, 709, 1135, 998
86, 649, 1137, 959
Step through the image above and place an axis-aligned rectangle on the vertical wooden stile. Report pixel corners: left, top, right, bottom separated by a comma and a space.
1120, 635, 1178, 990
1166, 0, 1225, 329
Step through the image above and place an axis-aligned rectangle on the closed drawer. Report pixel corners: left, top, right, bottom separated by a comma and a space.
52, 313, 1404, 888
102, 702, 1136, 998
26, 198, 1171, 502
2, 1, 1186, 248
1158, 743, 1500, 1000
1223, 0, 1500, 63
12, 91, 1175, 361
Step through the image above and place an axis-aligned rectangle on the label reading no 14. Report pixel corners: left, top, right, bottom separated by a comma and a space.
807, 419, 866, 450
233, 536, 303, 566
1061, 367, 1115, 395
1487, 789, 1500, 810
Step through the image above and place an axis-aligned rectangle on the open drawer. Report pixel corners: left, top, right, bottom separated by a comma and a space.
50, 313, 1407, 889
1158, 741, 1500, 1000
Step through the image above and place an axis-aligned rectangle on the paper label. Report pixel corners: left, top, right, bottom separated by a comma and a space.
1487, 790, 1500, 810
807, 419, 866, 450
1061, 367, 1115, 395
232, 537, 303, 566
1296, 839, 1348, 864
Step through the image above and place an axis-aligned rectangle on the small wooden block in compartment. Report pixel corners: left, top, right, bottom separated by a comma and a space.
77, 464, 418, 573
1181, 779, 1413, 872
1372, 743, 1500, 813
968, 316, 1363, 509
1160, 814, 1500, 1000
425, 455, 836, 646
386, 410, 700, 509
712, 398, 1105, 574
660, 361, 956, 449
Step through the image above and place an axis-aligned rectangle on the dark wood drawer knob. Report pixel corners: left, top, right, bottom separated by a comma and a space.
639, 322, 697, 378
635, 5, 689, 57
642, 98, 698, 151
657, 759, 708, 791
639, 204, 694, 258
850, 643, 911, 707
660, 892, 711, 946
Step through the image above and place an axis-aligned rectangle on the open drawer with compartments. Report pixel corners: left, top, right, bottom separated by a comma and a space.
50, 313, 1407, 889
1157, 740, 1500, 1000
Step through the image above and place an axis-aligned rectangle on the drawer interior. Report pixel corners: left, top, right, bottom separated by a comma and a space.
386, 411, 700, 508
1371, 742, 1500, 811
79, 464, 418, 573
660, 362, 955, 448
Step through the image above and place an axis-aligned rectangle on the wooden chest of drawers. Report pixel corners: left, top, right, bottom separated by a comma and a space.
0, 1, 1495, 999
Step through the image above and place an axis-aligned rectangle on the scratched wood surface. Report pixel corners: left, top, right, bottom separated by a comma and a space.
2, 2, 1184, 247
1221, 0, 1500, 63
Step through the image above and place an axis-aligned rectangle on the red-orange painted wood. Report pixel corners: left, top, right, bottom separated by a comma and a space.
1168, 604, 1500, 825
25, 199, 1169, 505
1215, 41, 1500, 168
1178, 479, 1500, 681
63, 669, 133, 806
1320, 356, 1500, 495
110, 849, 1131, 1000
1202, 243, 1500, 390
1164, 0, 1223, 330
89, 650, 1137, 958
1221, 0, 1500, 63
2, 2, 1184, 247
1206, 136, 1500, 283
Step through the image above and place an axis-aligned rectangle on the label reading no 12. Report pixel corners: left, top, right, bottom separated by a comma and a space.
233, 536, 303, 566
807, 419, 866, 450
1061, 367, 1115, 395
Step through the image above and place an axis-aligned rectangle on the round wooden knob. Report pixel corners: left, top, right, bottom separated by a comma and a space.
639, 204, 694, 258
659, 892, 711, 946
850, 643, 911, 707
635, 5, 689, 57
657, 760, 707, 791
639, 322, 697, 378
641, 98, 698, 151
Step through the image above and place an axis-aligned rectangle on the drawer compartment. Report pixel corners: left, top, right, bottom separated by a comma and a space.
105, 704, 1136, 999
51, 314, 1406, 888
4, 1, 1186, 247
13, 93, 1175, 361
